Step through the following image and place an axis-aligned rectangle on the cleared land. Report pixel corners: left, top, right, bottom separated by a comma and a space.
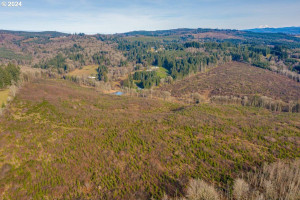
68, 65, 98, 77
0, 79, 299, 199
159, 62, 300, 102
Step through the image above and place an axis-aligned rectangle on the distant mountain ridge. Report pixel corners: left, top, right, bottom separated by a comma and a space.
2, 27, 300, 37
246, 27, 300, 35
0, 29, 69, 37
1, 27, 300, 48
120, 28, 240, 36
118, 28, 300, 48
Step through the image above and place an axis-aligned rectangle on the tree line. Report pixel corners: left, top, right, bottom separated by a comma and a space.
0, 63, 20, 89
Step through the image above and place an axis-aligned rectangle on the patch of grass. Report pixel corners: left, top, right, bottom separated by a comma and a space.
0, 89, 9, 107
68, 65, 98, 76
156, 67, 169, 79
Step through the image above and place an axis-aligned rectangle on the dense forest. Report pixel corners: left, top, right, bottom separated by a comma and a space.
133, 71, 161, 88
34, 54, 68, 73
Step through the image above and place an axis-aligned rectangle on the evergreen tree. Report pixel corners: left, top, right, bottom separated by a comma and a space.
97, 65, 108, 82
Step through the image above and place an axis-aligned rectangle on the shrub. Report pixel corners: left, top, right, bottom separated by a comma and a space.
192, 93, 205, 104
162, 160, 299, 200
252, 61, 270, 70
233, 178, 249, 200
245, 159, 300, 200
161, 91, 171, 101
9, 84, 18, 97
186, 179, 219, 200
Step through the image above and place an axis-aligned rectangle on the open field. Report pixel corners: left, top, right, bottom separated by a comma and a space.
0, 89, 9, 107
68, 65, 98, 76
159, 62, 300, 102
0, 79, 299, 199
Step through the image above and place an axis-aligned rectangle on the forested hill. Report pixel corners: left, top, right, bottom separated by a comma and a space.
121, 27, 300, 36
246, 27, 300, 35
0, 30, 69, 38
119, 28, 221, 36
119, 28, 300, 47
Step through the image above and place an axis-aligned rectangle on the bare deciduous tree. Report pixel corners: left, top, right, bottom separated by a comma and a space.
186, 179, 220, 200
161, 91, 171, 101
233, 179, 249, 200
9, 84, 18, 97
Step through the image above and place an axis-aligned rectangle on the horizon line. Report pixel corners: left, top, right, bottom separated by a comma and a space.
1, 26, 299, 35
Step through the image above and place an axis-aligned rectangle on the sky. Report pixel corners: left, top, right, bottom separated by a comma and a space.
0, 0, 299, 34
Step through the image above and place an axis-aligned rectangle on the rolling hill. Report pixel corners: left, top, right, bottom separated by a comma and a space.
120, 28, 300, 47
159, 62, 300, 103
0, 30, 69, 38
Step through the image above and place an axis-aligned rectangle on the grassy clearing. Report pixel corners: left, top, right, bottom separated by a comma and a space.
0, 89, 9, 107
0, 79, 299, 199
156, 67, 169, 79
68, 65, 98, 76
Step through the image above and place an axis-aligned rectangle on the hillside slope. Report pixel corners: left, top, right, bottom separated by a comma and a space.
0, 79, 299, 199
159, 62, 300, 103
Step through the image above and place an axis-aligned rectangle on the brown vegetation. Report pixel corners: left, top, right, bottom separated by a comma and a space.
163, 159, 300, 200
0, 79, 299, 199
0, 33, 127, 73
159, 62, 300, 107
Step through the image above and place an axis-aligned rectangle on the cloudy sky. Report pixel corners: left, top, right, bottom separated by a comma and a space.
0, 0, 299, 34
